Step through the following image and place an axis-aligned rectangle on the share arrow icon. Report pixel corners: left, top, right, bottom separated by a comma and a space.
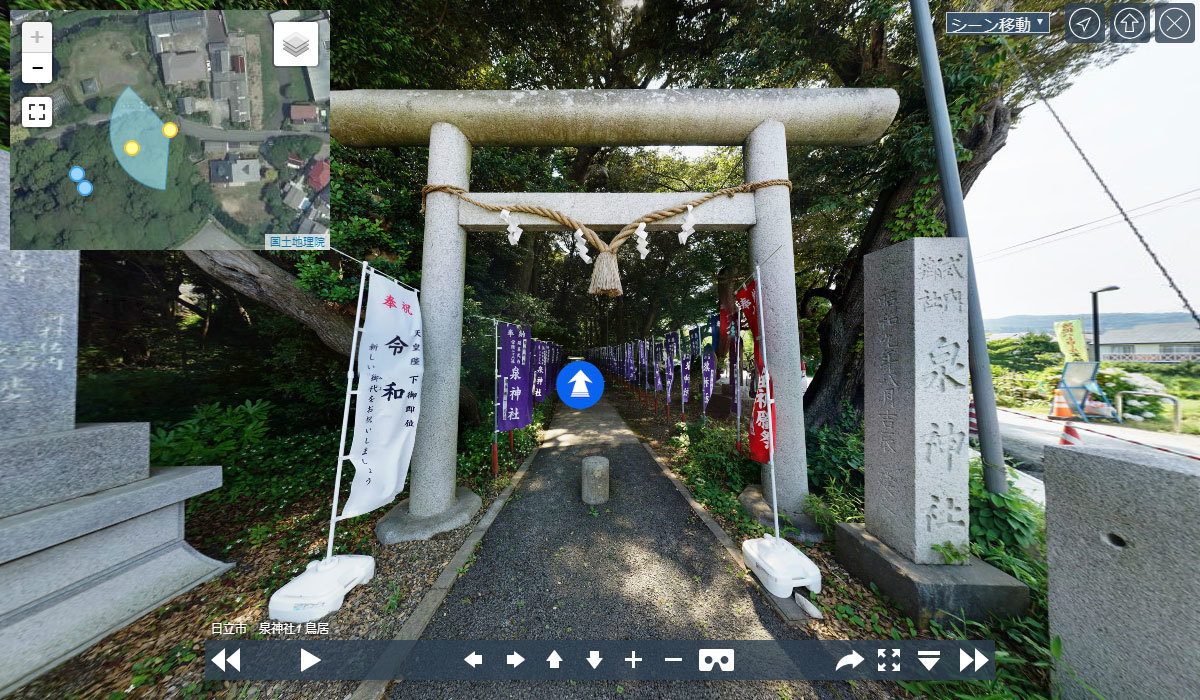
835, 650, 864, 670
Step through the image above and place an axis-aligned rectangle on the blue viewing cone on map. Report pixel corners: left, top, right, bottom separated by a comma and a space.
556, 361, 604, 409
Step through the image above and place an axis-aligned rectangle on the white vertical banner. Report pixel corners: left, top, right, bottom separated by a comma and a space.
341, 272, 423, 518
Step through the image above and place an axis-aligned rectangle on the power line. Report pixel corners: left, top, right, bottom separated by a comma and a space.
1009, 50, 1200, 329
976, 186, 1200, 258
976, 195, 1200, 263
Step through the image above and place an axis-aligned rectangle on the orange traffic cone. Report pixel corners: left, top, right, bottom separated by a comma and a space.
1059, 422, 1082, 446
1049, 389, 1074, 419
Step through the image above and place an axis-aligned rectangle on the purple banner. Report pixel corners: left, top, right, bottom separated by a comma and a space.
665, 332, 677, 399
626, 342, 635, 382
681, 339, 691, 406
532, 340, 549, 403
691, 325, 702, 358
496, 323, 532, 431
702, 348, 715, 413
653, 338, 663, 391
709, 314, 720, 352
642, 340, 651, 389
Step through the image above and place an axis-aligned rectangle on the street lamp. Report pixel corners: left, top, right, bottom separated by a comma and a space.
1091, 285, 1120, 362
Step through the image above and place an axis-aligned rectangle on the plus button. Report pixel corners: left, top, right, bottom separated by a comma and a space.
625, 651, 642, 669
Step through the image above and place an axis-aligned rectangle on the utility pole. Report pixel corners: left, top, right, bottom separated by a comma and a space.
1091, 285, 1120, 361
910, 0, 1007, 493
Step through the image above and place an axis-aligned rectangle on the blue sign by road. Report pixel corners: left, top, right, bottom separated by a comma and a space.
556, 361, 604, 410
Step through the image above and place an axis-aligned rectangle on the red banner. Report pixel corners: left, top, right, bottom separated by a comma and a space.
736, 280, 774, 464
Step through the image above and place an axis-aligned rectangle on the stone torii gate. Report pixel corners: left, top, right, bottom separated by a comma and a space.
331, 88, 899, 542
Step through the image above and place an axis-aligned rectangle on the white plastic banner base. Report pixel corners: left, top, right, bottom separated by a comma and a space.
268, 555, 376, 623
742, 534, 821, 599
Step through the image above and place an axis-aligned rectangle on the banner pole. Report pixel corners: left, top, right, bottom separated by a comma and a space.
492, 319, 500, 478
326, 260, 370, 561
754, 265, 780, 539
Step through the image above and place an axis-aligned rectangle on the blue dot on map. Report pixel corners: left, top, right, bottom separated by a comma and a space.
69, 166, 86, 182
77, 180, 94, 197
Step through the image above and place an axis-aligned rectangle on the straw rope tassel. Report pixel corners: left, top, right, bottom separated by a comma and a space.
420, 179, 791, 296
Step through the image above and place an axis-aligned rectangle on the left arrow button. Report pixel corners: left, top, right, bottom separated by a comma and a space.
465, 652, 483, 668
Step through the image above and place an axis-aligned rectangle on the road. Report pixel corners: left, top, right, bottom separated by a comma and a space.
177, 119, 296, 142
26, 116, 296, 144
997, 408, 1200, 470
26, 113, 109, 141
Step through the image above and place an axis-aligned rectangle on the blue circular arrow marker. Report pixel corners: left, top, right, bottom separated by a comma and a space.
556, 361, 604, 410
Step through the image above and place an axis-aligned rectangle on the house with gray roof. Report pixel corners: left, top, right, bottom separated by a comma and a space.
209, 155, 260, 187
161, 51, 207, 84
1097, 322, 1200, 363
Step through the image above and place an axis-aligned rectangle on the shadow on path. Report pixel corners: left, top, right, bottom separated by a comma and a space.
392, 397, 896, 699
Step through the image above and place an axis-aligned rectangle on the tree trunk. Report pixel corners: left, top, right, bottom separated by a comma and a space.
803, 98, 1014, 430
183, 250, 355, 356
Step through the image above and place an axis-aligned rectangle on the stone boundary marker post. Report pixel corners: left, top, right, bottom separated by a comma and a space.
581, 456, 610, 505
0, 246, 230, 695
1045, 445, 1200, 700
835, 238, 1027, 627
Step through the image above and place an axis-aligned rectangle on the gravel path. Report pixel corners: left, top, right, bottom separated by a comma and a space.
391, 397, 898, 700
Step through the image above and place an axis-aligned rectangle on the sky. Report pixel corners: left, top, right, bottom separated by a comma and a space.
966, 39, 1200, 320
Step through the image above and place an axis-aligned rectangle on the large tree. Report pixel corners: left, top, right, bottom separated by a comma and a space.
184, 1, 1124, 429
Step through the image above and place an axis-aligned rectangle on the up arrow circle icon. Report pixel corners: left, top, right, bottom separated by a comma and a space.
556, 361, 604, 409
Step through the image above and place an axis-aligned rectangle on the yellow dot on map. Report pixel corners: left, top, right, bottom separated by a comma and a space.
162, 122, 179, 138
124, 140, 140, 156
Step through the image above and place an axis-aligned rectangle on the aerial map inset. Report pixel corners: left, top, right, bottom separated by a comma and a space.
110, 87, 172, 190
9, 9, 331, 250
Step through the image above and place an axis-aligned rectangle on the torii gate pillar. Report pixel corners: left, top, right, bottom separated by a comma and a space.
375, 123, 483, 543
745, 120, 809, 517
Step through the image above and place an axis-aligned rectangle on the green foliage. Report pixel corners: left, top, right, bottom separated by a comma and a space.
988, 333, 1065, 374
802, 482, 864, 540
456, 400, 554, 493
970, 461, 1042, 553
804, 403, 864, 489
930, 541, 972, 566
149, 400, 272, 468
262, 135, 324, 172
669, 420, 766, 538
11, 126, 210, 248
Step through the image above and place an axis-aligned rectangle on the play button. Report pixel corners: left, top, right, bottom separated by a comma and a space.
300, 648, 321, 672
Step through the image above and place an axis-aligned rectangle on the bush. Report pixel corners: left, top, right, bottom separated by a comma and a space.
969, 461, 1042, 553
456, 399, 554, 492
805, 403, 865, 490
150, 400, 272, 468
669, 420, 766, 537
1095, 365, 1167, 421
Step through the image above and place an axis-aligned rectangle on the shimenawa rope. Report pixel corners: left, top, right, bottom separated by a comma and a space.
420, 179, 792, 296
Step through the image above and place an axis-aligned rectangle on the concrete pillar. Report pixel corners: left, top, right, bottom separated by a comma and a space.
744, 119, 808, 515
376, 123, 482, 543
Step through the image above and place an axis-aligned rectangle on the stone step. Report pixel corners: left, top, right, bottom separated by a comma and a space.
0, 423, 150, 519
0, 503, 184, 618
0, 465, 221, 565
0, 539, 232, 696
